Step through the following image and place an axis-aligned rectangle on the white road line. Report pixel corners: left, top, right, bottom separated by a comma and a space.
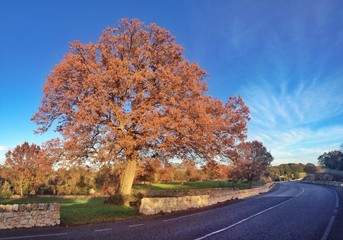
94, 228, 112, 232
261, 195, 299, 198
334, 191, 339, 208
320, 189, 340, 240
194, 186, 305, 240
320, 216, 336, 240
164, 183, 298, 223
0, 233, 68, 240
128, 223, 144, 228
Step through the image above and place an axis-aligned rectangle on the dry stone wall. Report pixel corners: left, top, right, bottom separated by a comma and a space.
140, 183, 274, 215
0, 203, 60, 229
140, 195, 209, 215
302, 180, 343, 187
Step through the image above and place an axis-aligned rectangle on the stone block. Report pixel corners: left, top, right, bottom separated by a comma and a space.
48, 203, 55, 211
29, 219, 36, 226
38, 204, 45, 210
26, 204, 32, 212
18, 212, 25, 217
5, 205, 12, 212
31, 211, 39, 217
32, 204, 38, 211
3, 212, 13, 218
12, 204, 19, 212
19, 204, 26, 211
44, 218, 52, 225
20, 219, 29, 225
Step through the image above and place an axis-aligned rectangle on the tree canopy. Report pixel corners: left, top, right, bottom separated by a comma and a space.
32, 19, 250, 195
231, 141, 273, 187
318, 150, 343, 170
3, 142, 51, 196
267, 163, 305, 181
303, 163, 317, 174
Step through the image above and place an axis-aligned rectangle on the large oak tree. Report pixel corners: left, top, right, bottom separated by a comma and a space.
32, 19, 250, 196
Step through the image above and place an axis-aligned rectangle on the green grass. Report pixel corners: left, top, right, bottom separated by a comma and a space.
298, 172, 307, 179
133, 180, 265, 191
0, 197, 138, 226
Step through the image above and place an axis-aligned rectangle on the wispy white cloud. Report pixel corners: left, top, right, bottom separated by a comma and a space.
0, 146, 9, 152
243, 77, 343, 165
249, 125, 343, 165
245, 77, 343, 128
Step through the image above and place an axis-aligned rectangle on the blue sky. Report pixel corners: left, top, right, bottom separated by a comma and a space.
1, 0, 342, 165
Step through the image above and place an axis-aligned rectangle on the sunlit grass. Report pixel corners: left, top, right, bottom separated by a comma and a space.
133, 180, 265, 190
298, 172, 307, 179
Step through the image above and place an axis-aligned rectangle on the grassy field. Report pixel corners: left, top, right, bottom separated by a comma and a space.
133, 180, 265, 190
0, 197, 138, 226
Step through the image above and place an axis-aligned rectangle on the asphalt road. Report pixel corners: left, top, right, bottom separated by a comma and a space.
0, 182, 342, 240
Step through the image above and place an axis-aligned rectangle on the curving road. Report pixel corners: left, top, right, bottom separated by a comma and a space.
0, 182, 342, 240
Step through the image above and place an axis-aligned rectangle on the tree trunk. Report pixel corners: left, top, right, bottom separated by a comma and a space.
248, 179, 253, 189
118, 159, 137, 196
20, 176, 23, 197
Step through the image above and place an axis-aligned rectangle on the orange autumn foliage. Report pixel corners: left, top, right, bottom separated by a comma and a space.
32, 19, 250, 195
231, 141, 273, 188
4, 142, 52, 196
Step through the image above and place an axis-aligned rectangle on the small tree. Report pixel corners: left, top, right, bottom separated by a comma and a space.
202, 159, 221, 180
304, 163, 317, 174
158, 164, 176, 183
231, 141, 273, 188
3, 142, 51, 196
184, 160, 202, 182
318, 151, 343, 170
135, 160, 157, 183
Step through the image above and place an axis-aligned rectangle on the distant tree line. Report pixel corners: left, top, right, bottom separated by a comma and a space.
266, 143, 343, 183
266, 163, 305, 181
0, 140, 273, 198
